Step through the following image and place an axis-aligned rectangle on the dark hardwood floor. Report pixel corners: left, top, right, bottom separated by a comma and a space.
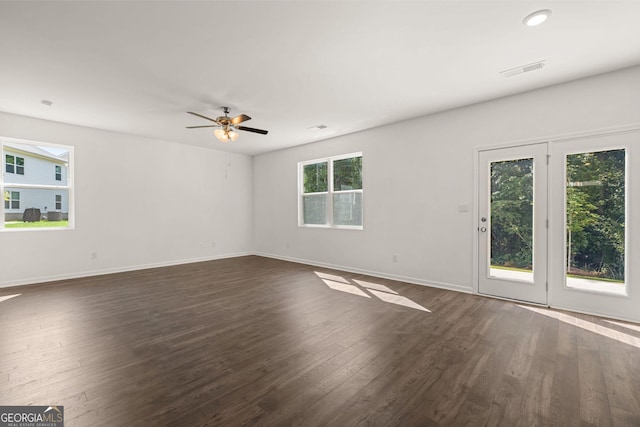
1, 255, 639, 426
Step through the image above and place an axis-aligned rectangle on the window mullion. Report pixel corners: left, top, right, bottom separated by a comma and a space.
327, 159, 334, 226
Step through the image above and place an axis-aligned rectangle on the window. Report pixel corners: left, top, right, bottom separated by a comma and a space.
5, 154, 24, 175
299, 153, 363, 228
1, 138, 73, 230
4, 191, 19, 210
5, 155, 13, 173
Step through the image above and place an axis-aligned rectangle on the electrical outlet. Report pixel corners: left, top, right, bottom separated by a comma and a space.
90, 251, 97, 260
392, 254, 398, 263
211, 242, 216, 248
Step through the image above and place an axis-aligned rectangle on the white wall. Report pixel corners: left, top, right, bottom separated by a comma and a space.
253, 65, 640, 292
0, 112, 253, 287
2, 66, 638, 292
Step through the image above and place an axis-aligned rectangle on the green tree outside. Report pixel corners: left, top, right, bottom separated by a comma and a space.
490, 149, 625, 282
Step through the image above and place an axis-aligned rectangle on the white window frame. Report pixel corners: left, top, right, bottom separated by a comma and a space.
298, 152, 363, 229
4, 190, 20, 210
1, 137, 74, 231
5, 154, 25, 175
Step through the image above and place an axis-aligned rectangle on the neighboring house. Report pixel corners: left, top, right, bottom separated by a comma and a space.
3, 142, 69, 221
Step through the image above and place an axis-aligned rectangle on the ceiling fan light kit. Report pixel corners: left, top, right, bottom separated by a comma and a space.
214, 128, 239, 142
186, 107, 268, 143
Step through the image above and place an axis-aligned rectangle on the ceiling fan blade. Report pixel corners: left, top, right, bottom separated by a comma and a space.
231, 114, 251, 125
236, 126, 269, 135
186, 125, 218, 129
187, 111, 220, 123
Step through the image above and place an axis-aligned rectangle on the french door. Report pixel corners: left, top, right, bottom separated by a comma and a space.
478, 143, 548, 305
478, 131, 640, 323
548, 132, 639, 322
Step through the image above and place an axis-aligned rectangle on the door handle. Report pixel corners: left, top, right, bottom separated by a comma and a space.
480, 227, 487, 232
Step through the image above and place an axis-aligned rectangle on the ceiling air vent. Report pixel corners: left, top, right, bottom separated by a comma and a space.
307, 124, 328, 130
500, 60, 545, 78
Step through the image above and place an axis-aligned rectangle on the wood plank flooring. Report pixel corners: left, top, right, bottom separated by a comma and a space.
1, 255, 639, 426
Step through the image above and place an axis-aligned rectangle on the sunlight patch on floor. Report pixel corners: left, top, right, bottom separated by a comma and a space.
316, 272, 430, 312
602, 319, 640, 333
321, 279, 371, 298
518, 305, 640, 349
367, 289, 431, 312
315, 271, 350, 284
0, 294, 21, 303
353, 279, 398, 294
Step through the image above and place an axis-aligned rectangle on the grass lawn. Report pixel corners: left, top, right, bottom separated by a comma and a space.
5, 220, 69, 229
491, 264, 623, 284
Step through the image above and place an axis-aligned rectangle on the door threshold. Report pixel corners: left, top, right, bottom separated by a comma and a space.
477, 292, 548, 308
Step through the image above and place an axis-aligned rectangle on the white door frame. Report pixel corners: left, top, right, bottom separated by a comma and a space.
473, 125, 640, 323
477, 143, 548, 305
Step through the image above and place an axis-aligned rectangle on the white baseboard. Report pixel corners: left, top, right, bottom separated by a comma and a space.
0, 251, 253, 289
2, 250, 473, 297
253, 251, 473, 294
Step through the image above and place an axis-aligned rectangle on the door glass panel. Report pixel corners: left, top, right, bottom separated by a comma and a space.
566, 149, 625, 294
490, 158, 534, 282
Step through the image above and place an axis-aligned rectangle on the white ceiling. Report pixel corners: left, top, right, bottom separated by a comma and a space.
1, 1, 640, 156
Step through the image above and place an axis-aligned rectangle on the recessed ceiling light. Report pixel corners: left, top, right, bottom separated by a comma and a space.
41, 99, 53, 107
523, 9, 552, 27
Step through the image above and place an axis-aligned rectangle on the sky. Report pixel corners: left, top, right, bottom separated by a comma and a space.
37, 146, 68, 156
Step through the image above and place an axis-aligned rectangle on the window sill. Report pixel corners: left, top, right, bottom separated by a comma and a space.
1, 226, 74, 232
299, 224, 363, 231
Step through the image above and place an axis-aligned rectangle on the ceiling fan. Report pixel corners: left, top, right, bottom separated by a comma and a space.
186, 107, 269, 142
